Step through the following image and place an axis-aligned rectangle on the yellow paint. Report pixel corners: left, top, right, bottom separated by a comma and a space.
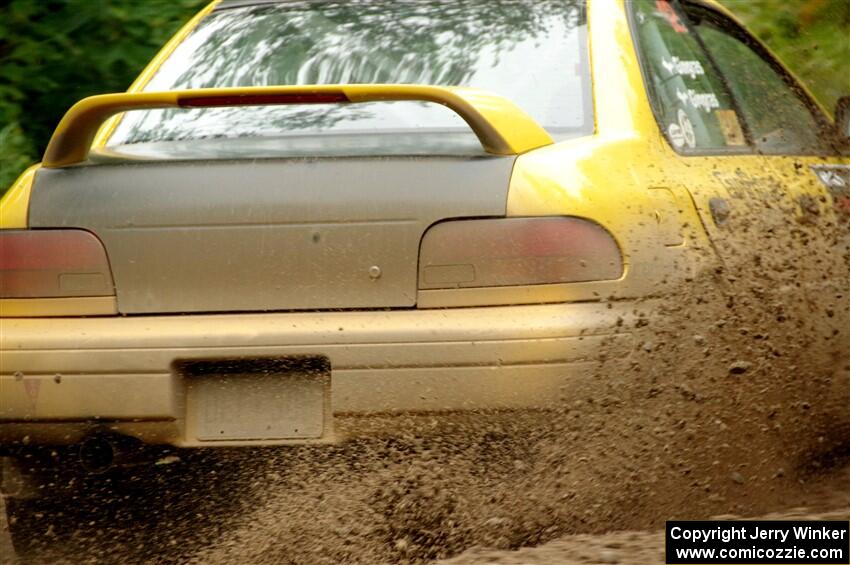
505, 0, 708, 301
0, 296, 118, 317
92, 0, 220, 148
0, 164, 39, 229
44, 85, 554, 167
504, 0, 848, 305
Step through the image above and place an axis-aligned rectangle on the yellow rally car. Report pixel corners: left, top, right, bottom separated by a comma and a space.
1, 0, 848, 487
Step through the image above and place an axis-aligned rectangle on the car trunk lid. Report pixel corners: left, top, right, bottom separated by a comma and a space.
27, 156, 514, 314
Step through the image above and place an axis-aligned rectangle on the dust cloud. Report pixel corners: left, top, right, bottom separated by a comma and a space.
8, 168, 850, 564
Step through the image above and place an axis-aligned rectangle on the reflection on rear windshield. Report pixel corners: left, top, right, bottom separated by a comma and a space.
107, 0, 591, 153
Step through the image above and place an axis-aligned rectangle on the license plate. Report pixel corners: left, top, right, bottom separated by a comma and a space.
184, 358, 330, 442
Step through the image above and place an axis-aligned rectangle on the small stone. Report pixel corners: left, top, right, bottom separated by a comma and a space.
394, 538, 410, 551
598, 549, 621, 564
729, 361, 752, 375
155, 455, 181, 466
484, 517, 510, 528
730, 471, 745, 485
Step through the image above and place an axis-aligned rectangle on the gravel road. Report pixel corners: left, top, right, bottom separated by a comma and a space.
0, 497, 13, 564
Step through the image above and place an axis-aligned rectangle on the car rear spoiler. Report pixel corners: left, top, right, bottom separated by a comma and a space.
42, 85, 556, 168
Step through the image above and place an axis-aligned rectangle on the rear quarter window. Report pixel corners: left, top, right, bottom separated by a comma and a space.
630, 0, 745, 153
629, 0, 838, 156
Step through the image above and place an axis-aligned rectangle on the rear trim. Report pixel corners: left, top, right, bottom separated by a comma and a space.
0, 296, 118, 317
0, 165, 39, 230
0, 300, 647, 446
44, 85, 554, 167
214, 0, 310, 10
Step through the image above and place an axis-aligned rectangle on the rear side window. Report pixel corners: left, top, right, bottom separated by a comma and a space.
630, 0, 745, 153
692, 14, 826, 155
630, 0, 835, 156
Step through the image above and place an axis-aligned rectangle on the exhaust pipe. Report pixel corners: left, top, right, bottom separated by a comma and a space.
78, 434, 162, 473
78, 435, 118, 473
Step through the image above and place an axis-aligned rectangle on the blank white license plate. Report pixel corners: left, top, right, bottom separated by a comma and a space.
191, 371, 328, 441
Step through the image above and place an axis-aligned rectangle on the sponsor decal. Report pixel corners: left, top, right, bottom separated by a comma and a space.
715, 109, 746, 146
661, 56, 705, 79
668, 122, 685, 148
669, 109, 696, 149
676, 88, 720, 113
655, 0, 688, 33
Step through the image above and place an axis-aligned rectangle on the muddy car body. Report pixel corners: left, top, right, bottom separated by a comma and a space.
1, 0, 848, 478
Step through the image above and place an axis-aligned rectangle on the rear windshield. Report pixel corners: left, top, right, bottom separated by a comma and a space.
104, 0, 591, 160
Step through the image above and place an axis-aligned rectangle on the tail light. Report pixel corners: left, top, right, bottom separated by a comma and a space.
0, 230, 115, 298
418, 217, 623, 289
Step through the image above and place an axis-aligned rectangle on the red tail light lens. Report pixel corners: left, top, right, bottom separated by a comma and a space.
418, 217, 624, 289
0, 230, 115, 298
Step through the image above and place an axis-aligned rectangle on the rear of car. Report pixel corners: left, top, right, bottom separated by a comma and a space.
1, 0, 640, 452
0, 0, 847, 457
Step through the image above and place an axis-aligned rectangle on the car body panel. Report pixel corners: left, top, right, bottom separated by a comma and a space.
29, 156, 514, 313
614, 0, 849, 277
507, 0, 715, 300
0, 300, 642, 446
0, 165, 38, 230
0, 297, 118, 318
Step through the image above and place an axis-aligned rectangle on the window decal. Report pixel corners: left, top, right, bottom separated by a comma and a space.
715, 109, 745, 146
661, 56, 705, 79
668, 109, 696, 149
655, 0, 688, 33
675, 88, 720, 113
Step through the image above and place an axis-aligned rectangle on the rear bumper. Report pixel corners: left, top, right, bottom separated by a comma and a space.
0, 301, 646, 447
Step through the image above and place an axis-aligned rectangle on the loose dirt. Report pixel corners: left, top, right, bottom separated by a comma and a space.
439, 507, 850, 565
439, 463, 850, 564
179, 172, 850, 564
6, 170, 850, 564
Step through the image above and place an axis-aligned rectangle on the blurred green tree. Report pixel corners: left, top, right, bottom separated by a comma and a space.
721, 0, 850, 112
0, 0, 207, 188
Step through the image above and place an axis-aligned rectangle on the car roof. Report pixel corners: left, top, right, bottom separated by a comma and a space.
212, 0, 741, 32
215, 0, 293, 10
212, 0, 738, 21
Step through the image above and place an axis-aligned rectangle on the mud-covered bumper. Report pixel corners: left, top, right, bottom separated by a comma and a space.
0, 301, 646, 447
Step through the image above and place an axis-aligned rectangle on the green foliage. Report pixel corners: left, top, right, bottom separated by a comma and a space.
0, 0, 847, 191
720, 0, 850, 111
0, 122, 37, 185
0, 0, 207, 189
